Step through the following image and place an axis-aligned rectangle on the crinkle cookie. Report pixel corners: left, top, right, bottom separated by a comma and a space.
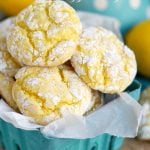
0, 18, 20, 77
12, 66, 101, 125
138, 87, 150, 140
0, 73, 18, 111
7, 0, 82, 67
71, 27, 137, 93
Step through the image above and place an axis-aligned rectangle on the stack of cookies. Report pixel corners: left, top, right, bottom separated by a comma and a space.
0, 0, 137, 125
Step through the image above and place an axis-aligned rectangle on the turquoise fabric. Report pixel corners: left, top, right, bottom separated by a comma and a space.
0, 80, 141, 150
66, 0, 150, 34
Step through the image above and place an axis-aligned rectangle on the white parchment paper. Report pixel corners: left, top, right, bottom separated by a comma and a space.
0, 93, 142, 139
78, 11, 122, 40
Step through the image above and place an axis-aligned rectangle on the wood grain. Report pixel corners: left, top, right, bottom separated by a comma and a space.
121, 138, 150, 150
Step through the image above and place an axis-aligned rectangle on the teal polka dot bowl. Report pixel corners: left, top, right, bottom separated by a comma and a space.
67, 0, 150, 34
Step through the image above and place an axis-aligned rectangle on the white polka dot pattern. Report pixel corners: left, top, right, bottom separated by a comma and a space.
94, 0, 108, 10
129, 0, 141, 9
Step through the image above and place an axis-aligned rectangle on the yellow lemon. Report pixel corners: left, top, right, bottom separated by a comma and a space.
0, 0, 33, 16
126, 20, 150, 78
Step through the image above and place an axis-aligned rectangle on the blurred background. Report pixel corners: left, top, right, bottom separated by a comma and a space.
0, 0, 150, 149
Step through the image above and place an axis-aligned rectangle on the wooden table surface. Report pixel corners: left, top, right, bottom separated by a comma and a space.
121, 138, 150, 150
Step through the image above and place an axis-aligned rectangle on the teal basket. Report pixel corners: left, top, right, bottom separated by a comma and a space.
0, 80, 141, 150
136, 75, 150, 91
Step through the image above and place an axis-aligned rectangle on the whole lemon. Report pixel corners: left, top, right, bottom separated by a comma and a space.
126, 20, 150, 78
0, 0, 33, 16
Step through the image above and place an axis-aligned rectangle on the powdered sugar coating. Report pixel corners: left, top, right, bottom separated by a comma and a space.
7, 0, 82, 67
0, 73, 18, 110
71, 27, 137, 93
0, 18, 20, 77
13, 66, 101, 125
27, 78, 40, 86
138, 88, 150, 140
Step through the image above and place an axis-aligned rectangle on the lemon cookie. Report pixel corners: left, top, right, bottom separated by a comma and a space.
12, 66, 101, 125
0, 18, 20, 77
71, 27, 137, 93
0, 73, 18, 111
138, 87, 150, 140
7, 0, 82, 67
